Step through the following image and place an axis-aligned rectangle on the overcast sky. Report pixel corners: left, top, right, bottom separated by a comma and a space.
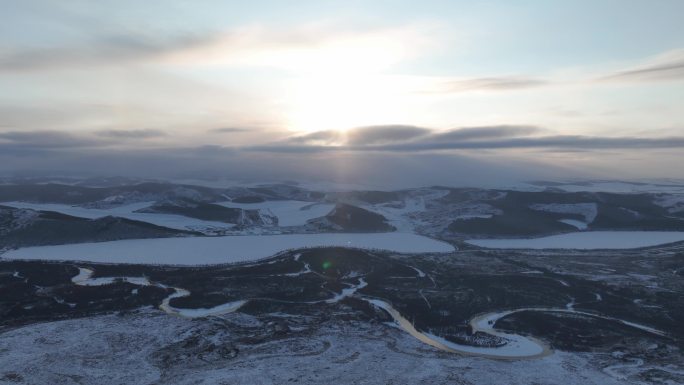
1, 1, 683, 187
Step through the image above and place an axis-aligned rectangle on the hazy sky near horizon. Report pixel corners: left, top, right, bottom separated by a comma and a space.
1, 1, 684, 186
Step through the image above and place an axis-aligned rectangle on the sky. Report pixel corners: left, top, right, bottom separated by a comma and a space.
1, 0, 683, 188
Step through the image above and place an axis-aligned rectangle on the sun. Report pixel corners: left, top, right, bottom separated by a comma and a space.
285, 73, 414, 134
270, 27, 422, 134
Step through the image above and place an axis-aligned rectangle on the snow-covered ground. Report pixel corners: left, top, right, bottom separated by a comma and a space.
466, 231, 684, 250
216, 200, 334, 227
0, 309, 632, 385
0, 201, 235, 232
3, 233, 455, 265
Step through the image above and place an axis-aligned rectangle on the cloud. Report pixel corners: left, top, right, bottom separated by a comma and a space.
288, 125, 431, 146
5, 125, 684, 156
376, 135, 684, 152
285, 124, 537, 147
0, 23, 437, 74
288, 130, 341, 145
0, 143, 576, 189
438, 77, 548, 92
161, 23, 439, 73
257, 124, 684, 153
599, 49, 684, 82
209, 127, 252, 134
429, 125, 541, 142
96, 129, 167, 139
0, 130, 106, 149
346, 125, 432, 145
0, 33, 209, 72
2, 129, 683, 188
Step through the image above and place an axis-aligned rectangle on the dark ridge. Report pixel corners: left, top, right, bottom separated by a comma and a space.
231, 196, 266, 204
136, 200, 243, 223
325, 203, 395, 232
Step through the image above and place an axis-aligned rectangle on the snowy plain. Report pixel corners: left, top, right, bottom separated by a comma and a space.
466, 231, 684, 249
2, 233, 455, 265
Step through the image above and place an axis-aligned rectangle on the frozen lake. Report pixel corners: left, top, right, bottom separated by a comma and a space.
466, 231, 684, 249
2, 233, 455, 265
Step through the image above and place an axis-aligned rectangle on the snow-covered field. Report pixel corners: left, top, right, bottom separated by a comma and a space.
466, 231, 684, 250
216, 200, 334, 226
0, 201, 235, 232
2, 233, 455, 265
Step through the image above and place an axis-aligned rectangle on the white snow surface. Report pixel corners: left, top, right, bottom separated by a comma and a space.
216, 200, 334, 226
3, 233, 455, 265
466, 231, 684, 250
0, 201, 235, 232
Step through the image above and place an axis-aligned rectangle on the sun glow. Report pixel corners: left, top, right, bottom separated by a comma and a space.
277, 27, 429, 133
285, 74, 417, 134
161, 22, 441, 135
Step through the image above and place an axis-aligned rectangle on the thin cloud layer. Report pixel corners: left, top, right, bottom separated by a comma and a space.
259, 125, 684, 153
428, 125, 541, 142
0, 130, 105, 149
96, 129, 167, 139
439, 77, 548, 92
346, 125, 432, 145
2, 125, 684, 187
288, 125, 431, 146
5, 125, 684, 155
600, 49, 684, 82
0, 23, 436, 74
0, 34, 209, 72
210, 127, 252, 134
